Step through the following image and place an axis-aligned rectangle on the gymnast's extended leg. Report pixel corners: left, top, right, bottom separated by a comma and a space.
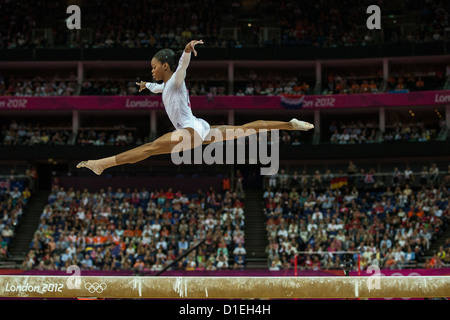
76, 127, 202, 175
77, 118, 313, 175
204, 118, 313, 143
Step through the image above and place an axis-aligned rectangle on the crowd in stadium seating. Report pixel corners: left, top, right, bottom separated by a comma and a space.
436, 238, 450, 267
380, 122, 439, 143
76, 76, 314, 97
79, 0, 238, 50
323, 72, 382, 95
0, 183, 31, 261
1, 76, 312, 97
277, 0, 449, 47
0, 74, 79, 96
323, 67, 449, 95
235, 75, 313, 96
0, 120, 149, 147
278, 0, 367, 47
79, 77, 314, 97
1, 0, 448, 50
76, 128, 147, 147
0, 0, 235, 50
264, 163, 450, 271
328, 120, 379, 144
262, 118, 442, 146
2, 118, 442, 148
80, 79, 137, 96
2, 66, 448, 98
386, 75, 443, 92
1, 120, 74, 146
22, 185, 247, 272
327, 120, 438, 145
269, 162, 450, 193
415, 0, 450, 43
2, 62, 449, 97
80, 78, 223, 96
424, 241, 450, 269
386, 62, 450, 92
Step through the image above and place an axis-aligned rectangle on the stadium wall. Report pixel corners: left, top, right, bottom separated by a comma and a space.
0, 142, 449, 162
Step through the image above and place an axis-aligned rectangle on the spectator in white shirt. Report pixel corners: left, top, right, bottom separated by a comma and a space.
311, 208, 323, 223
233, 243, 247, 256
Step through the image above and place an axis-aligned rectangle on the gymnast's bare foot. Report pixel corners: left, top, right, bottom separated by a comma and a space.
289, 118, 314, 131
76, 160, 104, 175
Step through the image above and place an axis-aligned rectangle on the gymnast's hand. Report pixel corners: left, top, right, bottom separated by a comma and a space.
136, 81, 147, 93
184, 40, 204, 56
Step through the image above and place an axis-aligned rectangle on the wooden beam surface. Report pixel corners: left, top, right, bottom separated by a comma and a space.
0, 276, 448, 299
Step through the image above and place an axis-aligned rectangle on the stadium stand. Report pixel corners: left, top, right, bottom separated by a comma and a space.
22, 185, 247, 271
264, 163, 450, 270
0, 0, 449, 277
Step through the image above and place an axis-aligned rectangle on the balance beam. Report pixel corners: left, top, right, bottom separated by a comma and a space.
0, 276, 448, 299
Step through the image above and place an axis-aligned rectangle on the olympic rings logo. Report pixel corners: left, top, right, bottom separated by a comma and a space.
84, 282, 107, 294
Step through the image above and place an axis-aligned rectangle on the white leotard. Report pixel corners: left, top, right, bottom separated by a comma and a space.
146, 51, 210, 141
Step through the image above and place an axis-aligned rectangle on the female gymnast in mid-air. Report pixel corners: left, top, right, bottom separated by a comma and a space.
77, 40, 314, 175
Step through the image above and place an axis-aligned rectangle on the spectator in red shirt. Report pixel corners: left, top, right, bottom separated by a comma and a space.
165, 188, 174, 200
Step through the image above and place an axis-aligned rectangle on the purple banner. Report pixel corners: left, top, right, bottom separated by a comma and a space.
0, 90, 449, 111
292, 90, 450, 109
